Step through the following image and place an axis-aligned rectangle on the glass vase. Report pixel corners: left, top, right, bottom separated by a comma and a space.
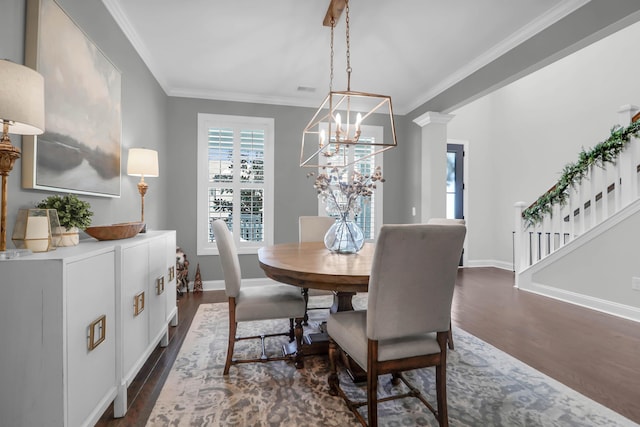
324, 214, 365, 254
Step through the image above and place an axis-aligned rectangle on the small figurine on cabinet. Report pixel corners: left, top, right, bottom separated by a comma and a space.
193, 263, 203, 293
176, 246, 189, 295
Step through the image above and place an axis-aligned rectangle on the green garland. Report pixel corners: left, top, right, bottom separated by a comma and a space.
522, 120, 640, 228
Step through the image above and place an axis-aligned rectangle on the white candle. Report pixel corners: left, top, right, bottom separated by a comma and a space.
25, 216, 49, 239
25, 216, 50, 252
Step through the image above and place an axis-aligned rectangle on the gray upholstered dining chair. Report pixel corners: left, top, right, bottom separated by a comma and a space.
327, 223, 466, 427
299, 215, 336, 243
427, 217, 466, 349
211, 219, 306, 375
298, 215, 336, 324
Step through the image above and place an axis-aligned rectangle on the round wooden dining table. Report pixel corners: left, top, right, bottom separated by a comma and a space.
258, 241, 374, 380
257, 241, 375, 312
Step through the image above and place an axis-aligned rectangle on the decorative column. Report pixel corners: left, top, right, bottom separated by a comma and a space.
413, 111, 454, 223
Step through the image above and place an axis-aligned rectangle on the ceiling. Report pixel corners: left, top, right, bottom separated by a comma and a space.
102, 0, 635, 115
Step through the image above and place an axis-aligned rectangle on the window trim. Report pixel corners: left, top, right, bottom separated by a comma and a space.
196, 113, 274, 255
316, 124, 384, 241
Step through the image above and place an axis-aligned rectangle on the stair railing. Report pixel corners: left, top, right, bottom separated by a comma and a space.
514, 104, 640, 279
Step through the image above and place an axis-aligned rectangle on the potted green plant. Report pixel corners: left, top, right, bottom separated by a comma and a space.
36, 194, 93, 246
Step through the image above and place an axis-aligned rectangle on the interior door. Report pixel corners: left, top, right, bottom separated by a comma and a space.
447, 143, 464, 220
447, 143, 464, 265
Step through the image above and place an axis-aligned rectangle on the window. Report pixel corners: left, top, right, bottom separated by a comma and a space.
197, 114, 274, 255
317, 124, 384, 240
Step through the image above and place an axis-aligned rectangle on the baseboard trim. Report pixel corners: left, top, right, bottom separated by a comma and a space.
467, 259, 513, 271
186, 278, 275, 292
519, 281, 640, 324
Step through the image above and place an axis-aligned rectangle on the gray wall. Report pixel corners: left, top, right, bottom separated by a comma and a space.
1, 0, 410, 284
8, 1, 638, 285
0, 0, 168, 248
165, 97, 408, 281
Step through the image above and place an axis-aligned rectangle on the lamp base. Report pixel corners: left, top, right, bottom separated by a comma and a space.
0, 131, 22, 252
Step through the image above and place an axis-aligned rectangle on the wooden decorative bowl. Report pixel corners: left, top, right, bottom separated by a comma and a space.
84, 222, 145, 241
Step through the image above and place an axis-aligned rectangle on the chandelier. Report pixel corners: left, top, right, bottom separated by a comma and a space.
300, 0, 397, 168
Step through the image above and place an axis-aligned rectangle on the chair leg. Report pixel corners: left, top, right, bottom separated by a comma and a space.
224, 298, 237, 375
448, 321, 454, 350
391, 372, 401, 386
294, 317, 305, 369
328, 338, 339, 396
302, 287, 310, 325
367, 339, 379, 427
436, 332, 449, 426
289, 318, 295, 342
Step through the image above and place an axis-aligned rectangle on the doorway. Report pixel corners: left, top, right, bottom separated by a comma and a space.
446, 143, 464, 220
447, 143, 465, 266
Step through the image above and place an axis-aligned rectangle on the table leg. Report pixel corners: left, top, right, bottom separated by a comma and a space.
307, 291, 355, 346
298, 291, 367, 382
330, 291, 356, 312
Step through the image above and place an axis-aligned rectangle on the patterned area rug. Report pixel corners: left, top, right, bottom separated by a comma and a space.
147, 296, 637, 426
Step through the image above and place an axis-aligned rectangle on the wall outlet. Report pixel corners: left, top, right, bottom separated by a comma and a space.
632, 277, 640, 291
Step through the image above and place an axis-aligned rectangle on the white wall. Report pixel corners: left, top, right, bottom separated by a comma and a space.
447, 19, 640, 268
528, 202, 640, 321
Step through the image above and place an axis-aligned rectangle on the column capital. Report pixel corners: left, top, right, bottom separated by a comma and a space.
413, 111, 454, 127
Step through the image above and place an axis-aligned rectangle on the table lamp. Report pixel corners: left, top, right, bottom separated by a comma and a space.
0, 59, 45, 252
127, 148, 158, 233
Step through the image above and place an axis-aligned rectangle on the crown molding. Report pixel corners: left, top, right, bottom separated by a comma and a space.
102, 0, 170, 93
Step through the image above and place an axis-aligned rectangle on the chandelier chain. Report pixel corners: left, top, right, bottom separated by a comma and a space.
345, 0, 351, 91
330, 18, 335, 94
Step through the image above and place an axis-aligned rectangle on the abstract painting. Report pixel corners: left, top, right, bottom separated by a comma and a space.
23, 0, 121, 197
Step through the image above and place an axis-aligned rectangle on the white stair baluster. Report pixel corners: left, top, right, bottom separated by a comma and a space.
589, 164, 597, 230
601, 163, 609, 221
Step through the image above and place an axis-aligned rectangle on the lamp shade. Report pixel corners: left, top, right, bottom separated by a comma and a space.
127, 148, 159, 177
0, 60, 45, 135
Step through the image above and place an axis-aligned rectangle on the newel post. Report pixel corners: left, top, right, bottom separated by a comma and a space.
513, 201, 527, 287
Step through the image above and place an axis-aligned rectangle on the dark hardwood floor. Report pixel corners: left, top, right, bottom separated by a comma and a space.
97, 267, 640, 426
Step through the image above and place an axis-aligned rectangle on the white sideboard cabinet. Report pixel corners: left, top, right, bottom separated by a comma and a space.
0, 230, 178, 426
114, 230, 178, 417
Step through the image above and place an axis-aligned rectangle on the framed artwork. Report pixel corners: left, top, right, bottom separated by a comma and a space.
23, 0, 121, 197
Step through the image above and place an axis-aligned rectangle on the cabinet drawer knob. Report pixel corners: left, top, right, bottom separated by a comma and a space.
134, 291, 145, 316
88, 315, 106, 351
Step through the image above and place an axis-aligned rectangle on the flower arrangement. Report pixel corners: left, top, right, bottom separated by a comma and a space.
36, 194, 93, 230
308, 165, 384, 218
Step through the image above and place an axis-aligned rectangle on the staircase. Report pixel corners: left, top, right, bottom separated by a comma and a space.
513, 104, 640, 322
